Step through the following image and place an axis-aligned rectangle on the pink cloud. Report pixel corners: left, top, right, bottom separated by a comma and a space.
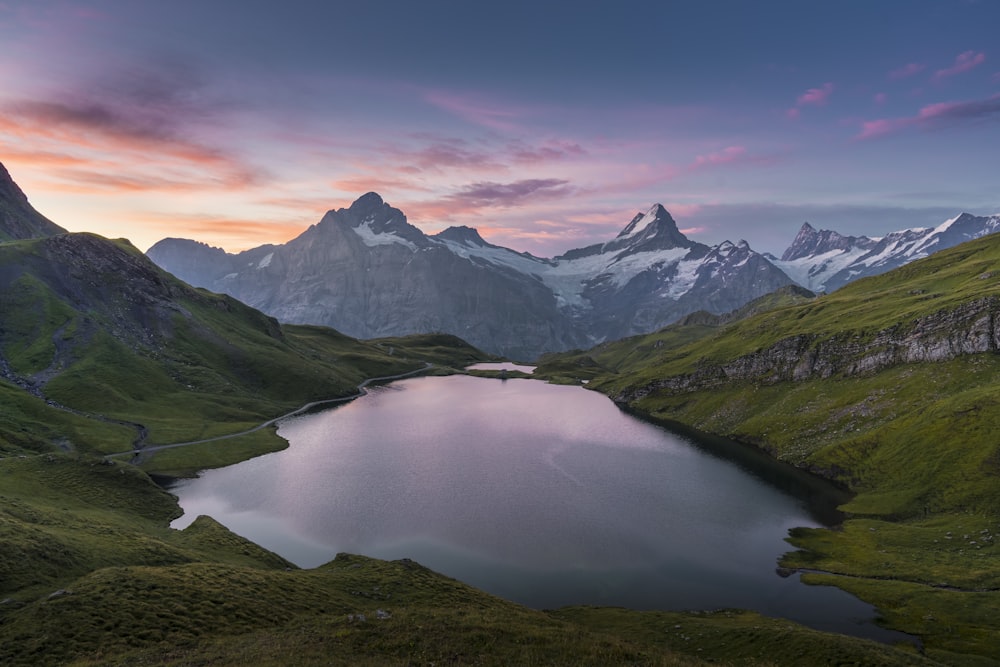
786, 83, 834, 119
797, 83, 835, 106
855, 93, 1000, 140
889, 62, 925, 80
933, 51, 986, 81
423, 90, 525, 132
874, 92, 888, 106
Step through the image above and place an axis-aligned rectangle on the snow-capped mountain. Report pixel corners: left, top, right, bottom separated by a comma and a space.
771, 213, 1000, 293
148, 196, 792, 359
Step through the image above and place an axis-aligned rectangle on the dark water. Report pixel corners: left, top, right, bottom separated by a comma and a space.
169, 371, 912, 644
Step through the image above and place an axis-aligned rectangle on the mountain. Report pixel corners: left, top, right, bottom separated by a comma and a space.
0, 161, 66, 241
0, 228, 485, 461
770, 213, 1000, 292
149, 198, 793, 359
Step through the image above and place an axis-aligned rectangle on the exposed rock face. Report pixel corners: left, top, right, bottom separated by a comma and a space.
0, 161, 66, 241
149, 197, 792, 359
613, 296, 1000, 404
153, 195, 586, 359
0, 233, 282, 361
772, 214, 1000, 293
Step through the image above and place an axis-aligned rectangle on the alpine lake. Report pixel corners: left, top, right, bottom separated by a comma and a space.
168, 363, 914, 645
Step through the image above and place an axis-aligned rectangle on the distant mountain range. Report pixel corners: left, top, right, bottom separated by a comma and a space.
149, 193, 1000, 359
148, 195, 793, 359
769, 213, 1000, 293
2, 158, 996, 360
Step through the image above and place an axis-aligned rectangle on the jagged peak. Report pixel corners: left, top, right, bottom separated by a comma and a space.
617, 204, 676, 239
780, 222, 864, 262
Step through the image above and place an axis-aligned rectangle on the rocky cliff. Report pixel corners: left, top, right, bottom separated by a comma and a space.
613, 294, 1000, 405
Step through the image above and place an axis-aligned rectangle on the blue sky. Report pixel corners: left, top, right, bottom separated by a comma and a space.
1, 0, 998, 256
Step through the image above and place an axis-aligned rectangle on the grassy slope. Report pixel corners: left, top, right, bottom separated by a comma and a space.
536, 233, 1000, 665
0, 234, 487, 469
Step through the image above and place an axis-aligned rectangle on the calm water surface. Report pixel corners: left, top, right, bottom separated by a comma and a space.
169, 371, 909, 643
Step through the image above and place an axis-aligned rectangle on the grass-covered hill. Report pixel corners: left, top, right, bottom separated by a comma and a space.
0, 231, 486, 471
537, 232, 1000, 665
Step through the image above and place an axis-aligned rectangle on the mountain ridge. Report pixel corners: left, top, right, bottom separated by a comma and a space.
772, 212, 1000, 292
0, 162, 67, 241
149, 196, 792, 358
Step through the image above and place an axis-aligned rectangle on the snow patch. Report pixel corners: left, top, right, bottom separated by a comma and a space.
620, 204, 661, 239
257, 252, 274, 269
771, 246, 871, 292
354, 221, 417, 251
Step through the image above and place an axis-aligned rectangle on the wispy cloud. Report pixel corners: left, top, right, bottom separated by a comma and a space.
509, 139, 587, 164
889, 62, 925, 80
137, 211, 311, 251
787, 82, 834, 118
445, 178, 573, 208
0, 61, 260, 194
933, 50, 986, 81
797, 83, 835, 106
423, 90, 526, 132
856, 94, 1000, 140
874, 92, 888, 106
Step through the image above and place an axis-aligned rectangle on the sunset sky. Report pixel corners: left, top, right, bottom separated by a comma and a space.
2, 0, 998, 257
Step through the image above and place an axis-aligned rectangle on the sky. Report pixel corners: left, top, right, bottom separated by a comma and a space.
1, 0, 999, 258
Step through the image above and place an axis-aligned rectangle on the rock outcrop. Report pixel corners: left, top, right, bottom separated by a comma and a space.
613, 296, 1000, 405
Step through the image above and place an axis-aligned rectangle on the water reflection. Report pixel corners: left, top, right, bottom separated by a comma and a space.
168, 374, 906, 644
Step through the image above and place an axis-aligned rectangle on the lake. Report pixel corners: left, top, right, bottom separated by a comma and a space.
169, 370, 911, 644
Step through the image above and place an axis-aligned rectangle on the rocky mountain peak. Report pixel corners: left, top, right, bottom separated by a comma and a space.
780, 222, 872, 262
606, 204, 693, 257
435, 225, 490, 247
0, 160, 67, 241
348, 191, 387, 218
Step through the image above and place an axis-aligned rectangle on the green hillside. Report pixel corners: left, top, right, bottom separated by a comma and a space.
0, 232, 485, 471
537, 232, 1000, 665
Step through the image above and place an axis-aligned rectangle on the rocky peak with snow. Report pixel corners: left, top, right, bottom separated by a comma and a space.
610, 204, 693, 254
771, 212, 1000, 293
147, 194, 800, 358
780, 222, 874, 262
435, 225, 491, 247
314, 192, 431, 249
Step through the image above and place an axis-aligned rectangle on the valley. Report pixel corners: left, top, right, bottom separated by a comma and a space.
1, 159, 998, 665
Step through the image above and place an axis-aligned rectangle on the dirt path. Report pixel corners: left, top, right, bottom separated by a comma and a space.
108, 362, 434, 463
